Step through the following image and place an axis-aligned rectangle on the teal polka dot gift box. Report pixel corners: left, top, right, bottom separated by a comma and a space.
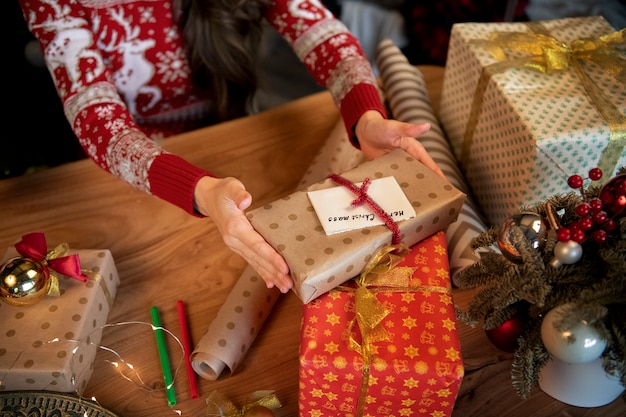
439, 16, 625, 226
0, 246, 119, 394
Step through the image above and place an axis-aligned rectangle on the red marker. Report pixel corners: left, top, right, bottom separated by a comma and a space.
176, 300, 199, 399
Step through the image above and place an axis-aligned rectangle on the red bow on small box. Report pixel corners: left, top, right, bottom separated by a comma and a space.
14, 232, 88, 282
0, 232, 88, 306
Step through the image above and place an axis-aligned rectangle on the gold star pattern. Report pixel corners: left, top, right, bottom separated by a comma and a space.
323, 372, 338, 383
439, 294, 452, 305
403, 377, 420, 388
326, 312, 341, 326
401, 292, 416, 303
325, 341, 340, 354
445, 347, 461, 362
310, 388, 324, 398
402, 316, 417, 329
404, 345, 420, 359
442, 318, 456, 331
437, 388, 452, 397
436, 267, 449, 280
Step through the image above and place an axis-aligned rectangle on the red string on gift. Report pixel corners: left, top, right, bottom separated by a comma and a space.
328, 174, 402, 245
14, 232, 88, 282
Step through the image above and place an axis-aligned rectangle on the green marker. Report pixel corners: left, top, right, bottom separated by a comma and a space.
150, 305, 176, 406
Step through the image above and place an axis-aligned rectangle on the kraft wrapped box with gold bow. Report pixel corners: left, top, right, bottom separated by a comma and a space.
439, 16, 626, 226
247, 149, 466, 304
0, 244, 119, 394
298, 231, 464, 417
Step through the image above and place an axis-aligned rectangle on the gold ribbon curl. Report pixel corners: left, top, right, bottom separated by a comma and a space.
461, 23, 625, 179
336, 243, 452, 416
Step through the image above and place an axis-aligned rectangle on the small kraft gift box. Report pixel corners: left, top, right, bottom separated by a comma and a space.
439, 16, 625, 226
248, 149, 466, 304
0, 236, 119, 394
298, 231, 464, 417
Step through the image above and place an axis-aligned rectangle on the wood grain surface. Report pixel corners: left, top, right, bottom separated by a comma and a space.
1, 66, 623, 417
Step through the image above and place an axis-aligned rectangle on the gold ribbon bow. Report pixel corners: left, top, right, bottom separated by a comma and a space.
205, 390, 282, 416
462, 23, 625, 179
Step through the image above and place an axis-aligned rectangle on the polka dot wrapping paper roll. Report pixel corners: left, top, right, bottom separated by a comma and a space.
247, 148, 467, 304
190, 118, 367, 380
374, 39, 490, 284
0, 248, 120, 394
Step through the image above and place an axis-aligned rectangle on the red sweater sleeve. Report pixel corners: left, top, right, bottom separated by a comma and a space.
19, 0, 211, 215
265, 0, 387, 145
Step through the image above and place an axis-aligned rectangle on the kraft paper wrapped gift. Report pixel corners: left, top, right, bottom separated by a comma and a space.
0, 249, 119, 394
439, 16, 626, 226
247, 149, 466, 303
298, 231, 464, 417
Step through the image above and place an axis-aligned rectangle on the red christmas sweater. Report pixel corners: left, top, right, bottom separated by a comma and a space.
20, 0, 384, 214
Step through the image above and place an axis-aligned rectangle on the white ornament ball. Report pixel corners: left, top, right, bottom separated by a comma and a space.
549, 240, 583, 267
541, 304, 606, 364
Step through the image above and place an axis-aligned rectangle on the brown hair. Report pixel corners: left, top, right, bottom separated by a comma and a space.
177, 0, 272, 121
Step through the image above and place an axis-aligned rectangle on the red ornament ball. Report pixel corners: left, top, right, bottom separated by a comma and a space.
485, 313, 526, 353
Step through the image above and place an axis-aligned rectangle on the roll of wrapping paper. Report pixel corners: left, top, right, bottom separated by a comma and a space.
190, 267, 281, 380
190, 114, 362, 380
375, 38, 489, 283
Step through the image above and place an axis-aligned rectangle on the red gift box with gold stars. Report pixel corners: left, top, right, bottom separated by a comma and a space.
298, 231, 464, 417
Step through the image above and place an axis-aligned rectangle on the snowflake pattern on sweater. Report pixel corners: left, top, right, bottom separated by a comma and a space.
19, 0, 383, 213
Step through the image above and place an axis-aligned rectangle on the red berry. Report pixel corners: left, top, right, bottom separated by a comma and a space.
571, 228, 586, 243
616, 178, 626, 194
592, 210, 608, 224
575, 203, 591, 217
556, 227, 571, 242
567, 174, 584, 189
591, 229, 607, 243
589, 198, 603, 212
578, 217, 593, 230
603, 219, 617, 232
588, 168, 603, 181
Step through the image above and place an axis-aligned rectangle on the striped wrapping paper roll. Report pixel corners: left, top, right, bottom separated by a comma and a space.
375, 38, 489, 283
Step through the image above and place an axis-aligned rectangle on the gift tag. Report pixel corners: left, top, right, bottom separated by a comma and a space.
307, 176, 415, 235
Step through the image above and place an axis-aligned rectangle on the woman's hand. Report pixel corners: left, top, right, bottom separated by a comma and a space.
194, 176, 293, 293
355, 111, 446, 180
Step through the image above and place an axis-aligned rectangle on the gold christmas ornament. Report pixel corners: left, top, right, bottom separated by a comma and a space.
0, 232, 88, 306
0, 257, 53, 306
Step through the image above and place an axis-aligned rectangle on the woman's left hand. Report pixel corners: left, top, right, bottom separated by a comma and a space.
355, 110, 446, 180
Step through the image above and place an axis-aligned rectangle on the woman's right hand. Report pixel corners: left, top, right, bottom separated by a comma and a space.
193, 176, 293, 293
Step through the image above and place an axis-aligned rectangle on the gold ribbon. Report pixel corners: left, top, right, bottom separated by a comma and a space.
336, 243, 451, 416
205, 390, 282, 416
461, 23, 626, 179
45, 243, 71, 297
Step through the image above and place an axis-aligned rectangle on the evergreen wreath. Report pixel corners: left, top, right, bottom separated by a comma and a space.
455, 167, 626, 398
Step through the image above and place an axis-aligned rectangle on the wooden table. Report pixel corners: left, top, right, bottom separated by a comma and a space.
1, 66, 623, 417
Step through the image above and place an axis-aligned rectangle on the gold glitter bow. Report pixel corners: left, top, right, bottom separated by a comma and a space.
205, 390, 282, 416
461, 23, 625, 178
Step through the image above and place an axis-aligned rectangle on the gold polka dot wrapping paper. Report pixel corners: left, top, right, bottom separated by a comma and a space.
248, 148, 467, 304
0, 249, 120, 394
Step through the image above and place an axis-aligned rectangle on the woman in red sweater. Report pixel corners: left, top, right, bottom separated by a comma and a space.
19, 0, 443, 293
